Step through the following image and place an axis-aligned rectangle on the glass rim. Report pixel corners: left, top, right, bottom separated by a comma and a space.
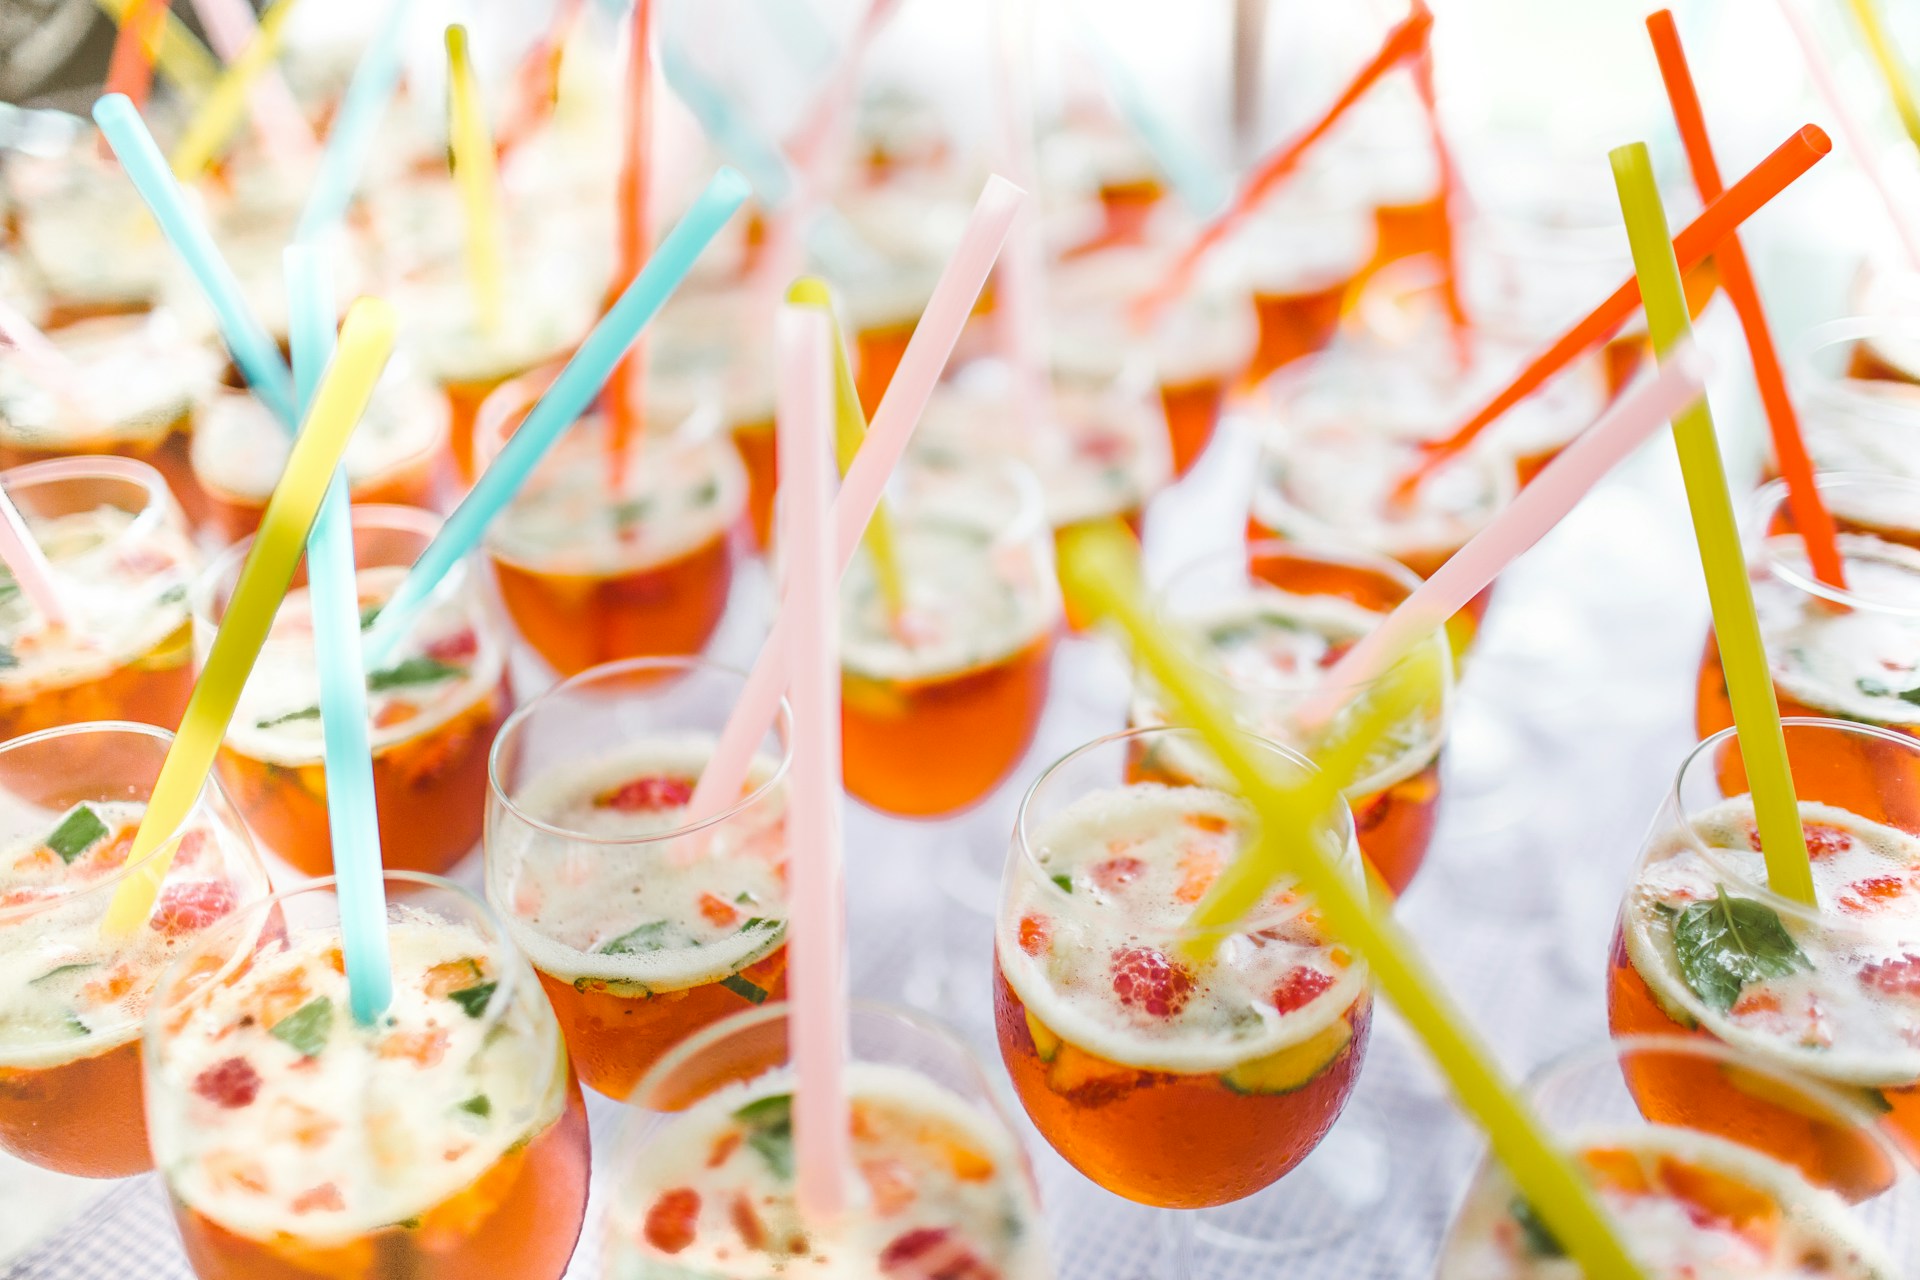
193, 502, 453, 625
1796, 315, 1920, 420
487, 655, 795, 846
472, 359, 730, 474
896, 445, 1051, 553
1752, 472, 1920, 616
0, 453, 173, 549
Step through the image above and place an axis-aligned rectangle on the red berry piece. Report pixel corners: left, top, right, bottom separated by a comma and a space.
425, 629, 479, 664
1110, 946, 1194, 1019
1017, 913, 1051, 957
1091, 857, 1147, 892
150, 880, 237, 938
1749, 822, 1850, 859
1271, 966, 1336, 1014
596, 775, 695, 812
1840, 876, 1908, 915
1862, 955, 1920, 997
728, 1192, 768, 1251
880, 1226, 999, 1279
643, 1187, 701, 1255
193, 1057, 261, 1109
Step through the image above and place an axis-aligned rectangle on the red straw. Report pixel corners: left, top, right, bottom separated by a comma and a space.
606, 0, 653, 488
1393, 123, 1832, 498
1647, 11, 1846, 590
1132, 2, 1434, 323
1408, 33, 1471, 362
495, 0, 586, 162
104, 0, 170, 113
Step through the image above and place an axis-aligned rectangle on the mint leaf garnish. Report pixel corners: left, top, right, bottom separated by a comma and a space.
733, 1093, 793, 1178
1671, 886, 1810, 1012
1510, 1196, 1565, 1258
0, 645, 16, 670
158, 584, 187, 606
598, 921, 689, 955
30, 962, 96, 985
447, 982, 497, 1018
256, 705, 322, 730
1051, 873, 1074, 894
458, 1095, 491, 1118
359, 603, 382, 629
270, 997, 333, 1057
47, 805, 108, 863
368, 656, 461, 692
720, 974, 768, 1004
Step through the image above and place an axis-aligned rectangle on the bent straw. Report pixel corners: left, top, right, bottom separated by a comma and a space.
1133, 3, 1433, 323
1845, 0, 1920, 156
360, 168, 752, 669
93, 0, 217, 98
685, 176, 1024, 823
0, 486, 67, 631
102, 0, 169, 111
1058, 521, 1646, 1280
1297, 348, 1710, 730
777, 305, 851, 1223
188, 0, 316, 163
1076, 13, 1230, 216
295, 0, 414, 241
103, 298, 394, 935
168, 0, 304, 183
607, 0, 655, 487
1613, 141, 1815, 907
92, 94, 298, 428
788, 278, 907, 625
446, 25, 508, 335
1772, 0, 1920, 268
1648, 11, 1847, 592
1394, 124, 1832, 497
287, 247, 392, 1025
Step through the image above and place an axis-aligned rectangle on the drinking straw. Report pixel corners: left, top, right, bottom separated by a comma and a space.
1648, 10, 1848, 592
1408, 37, 1471, 359
1613, 141, 1816, 907
993, 0, 1056, 451
187, 0, 316, 163
1057, 521, 1647, 1280
1844, 0, 1920, 156
1075, 18, 1229, 216
1394, 124, 1832, 497
168, 0, 304, 183
103, 298, 395, 935
0, 486, 68, 631
786, 0, 901, 178
0, 301, 98, 428
286, 246, 392, 1025
685, 176, 1024, 823
660, 37, 794, 207
1229, 0, 1266, 166
776, 304, 851, 1222
1133, 2, 1434, 323
294, 0, 414, 242
102, 0, 169, 111
788, 277, 907, 625
445, 25, 508, 335
1293, 348, 1709, 731
1772, 0, 1920, 269
92, 0, 217, 99
92, 93, 298, 429
494, 0, 585, 160
606, 0, 655, 488
359, 167, 752, 669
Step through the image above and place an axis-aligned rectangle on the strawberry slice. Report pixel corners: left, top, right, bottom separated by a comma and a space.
698, 893, 739, 927
193, 1057, 261, 1109
1748, 821, 1850, 859
1110, 946, 1194, 1018
1840, 876, 1908, 915
879, 1226, 998, 1278
1091, 856, 1146, 892
425, 629, 479, 664
149, 879, 237, 938
644, 1187, 701, 1254
1017, 913, 1051, 957
595, 775, 694, 811
1861, 955, 1920, 997
1271, 966, 1336, 1014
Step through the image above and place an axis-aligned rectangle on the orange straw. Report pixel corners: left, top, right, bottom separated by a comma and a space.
606, 0, 653, 488
1132, 2, 1433, 324
1408, 34, 1471, 362
103, 0, 169, 111
495, 0, 585, 162
1647, 11, 1846, 591
1393, 123, 1832, 499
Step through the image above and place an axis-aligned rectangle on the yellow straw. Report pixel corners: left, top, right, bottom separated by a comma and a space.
93, 0, 217, 99
1846, 0, 1920, 156
102, 298, 396, 935
1057, 518, 1646, 1280
787, 277, 908, 624
1611, 143, 1815, 907
445, 25, 508, 334
167, 0, 303, 182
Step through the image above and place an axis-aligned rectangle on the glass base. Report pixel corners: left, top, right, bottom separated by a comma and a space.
1192, 1099, 1393, 1259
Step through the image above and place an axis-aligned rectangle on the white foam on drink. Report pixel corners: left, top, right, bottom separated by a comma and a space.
395, 257, 600, 388
491, 737, 788, 994
1047, 245, 1256, 388
1755, 535, 1920, 727
4, 154, 171, 309
0, 312, 218, 449
997, 783, 1366, 1075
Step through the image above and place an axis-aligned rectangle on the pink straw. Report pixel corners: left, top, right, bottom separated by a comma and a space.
685, 175, 1024, 822
1294, 343, 1710, 728
777, 305, 850, 1221
786, 0, 902, 177
0, 483, 67, 630
187, 0, 318, 165
992, 0, 1055, 441
0, 301, 105, 434
1772, 0, 1920, 269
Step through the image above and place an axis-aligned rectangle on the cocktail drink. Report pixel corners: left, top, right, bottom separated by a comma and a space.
1609, 718, 1920, 1190
1696, 476, 1920, 741
1841, 270, 1920, 385
1796, 320, 1920, 491
0, 722, 268, 1177
0, 456, 198, 741
1230, 191, 1376, 386
603, 1001, 1053, 1277
191, 357, 450, 545
649, 286, 779, 547
1133, 541, 1452, 894
200, 505, 512, 877
475, 368, 746, 677
1435, 1037, 1920, 1277
1, 134, 173, 326
145, 873, 591, 1280
840, 449, 1061, 818
994, 726, 1371, 1209
852, 83, 956, 187
487, 657, 790, 1100
0, 310, 222, 519
1324, 88, 1447, 278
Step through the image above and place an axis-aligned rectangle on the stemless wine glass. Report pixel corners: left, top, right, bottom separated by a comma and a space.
0, 721, 269, 1177
487, 656, 791, 1100
145, 872, 591, 1280
1435, 1037, 1920, 1276
1795, 318, 1920, 486
602, 1001, 1055, 1277
995, 725, 1370, 1274
1610, 717, 1920, 1191
198, 504, 513, 877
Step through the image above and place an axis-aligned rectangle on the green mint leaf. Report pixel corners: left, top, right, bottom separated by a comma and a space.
733, 1093, 793, 1178
270, 997, 333, 1057
368, 656, 461, 692
720, 974, 769, 1004
737, 917, 779, 933
30, 962, 97, 985
1510, 1196, 1565, 1259
64, 1013, 89, 1037
458, 1094, 492, 1118
1050, 873, 1074, 894
598, 921, 689, 956
359, 603, 382, 630
256, 705, 322, 730
158, 584, 187, 606
447, 981, 497, 1018
1671, 886, 1811, 1013
0, 645, 16, 670
47, 805, 108, 863
692, 479, 720, 508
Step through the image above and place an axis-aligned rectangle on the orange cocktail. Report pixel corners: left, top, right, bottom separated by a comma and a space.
199, 506, 511, 877
1795, 319, 1920, 497
146, 874, 590, 1280
1233, 197, 1375, 387
0, 722, 268, 1177
487, 658, 791, 1099
1, 141, 172, 327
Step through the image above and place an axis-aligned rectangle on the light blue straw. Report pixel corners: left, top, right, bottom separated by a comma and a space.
660, 41, 792, 206
92, 95, 298, 428
295, 0, 416, 242
287, 246, 393, 1026
360, 165, 751, 667
1076, 21, 1230, 216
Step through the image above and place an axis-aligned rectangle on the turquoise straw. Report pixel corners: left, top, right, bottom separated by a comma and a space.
296, 0, 416, 242
92, 94, 298, 428
660, 42, 792, 205
287, 245, 392, 1026
360, 165, 752, 667
1076, 21, 1230, 216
